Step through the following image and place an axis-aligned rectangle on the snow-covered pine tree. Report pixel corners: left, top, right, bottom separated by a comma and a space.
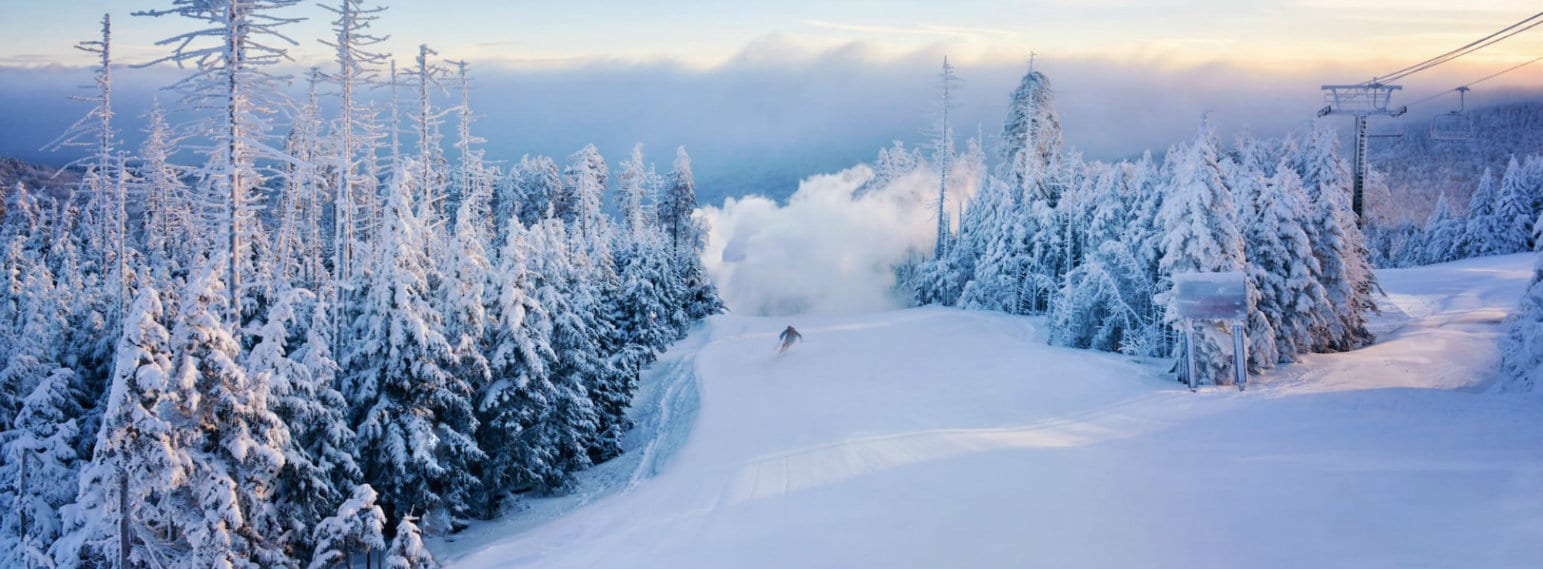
274, 69, 327, 289
999, 65, 1063, 206
527, 220, 609, 480
931, 56, 959, 258
307, 484, 386, 569
166, 266, 290, 567
1, 367, 82, 568
1049, 240, 1151, 354
137, 99, 200, 281
44, 13, 118, 282
1464, 168, 1501, 257
563, 144, 609, 241
1157, 127, 1247, 385
660, 147, 698, 258
613, 231, 678, 356
649, 146, 723, 320
1421, 193, 1465, 264
134, 0, 303, 321
51, 285, 181, 569
383, 514, 438, 569
478, 219, 587, 504
955, 176, 1018, 312
441, 156, 495, 423
248, 285, 361, 559
405, 44, 450, 227
501, 155, 563, 233
1501, 250, 1543, 392
345, 161, 482, 532
449, 60, 491, 233
1048, 161, 1159, 355
0, 185, 46, 427
861, 140, 921, 195
1492, 156, 1534, 254
1293, 123, 1378, 352
1020, 201, 1068, 314
618, 143, 652, 243
1250, 162, 1330, 362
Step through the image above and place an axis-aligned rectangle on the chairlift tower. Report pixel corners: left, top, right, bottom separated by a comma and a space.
1318, 82, 1407, 226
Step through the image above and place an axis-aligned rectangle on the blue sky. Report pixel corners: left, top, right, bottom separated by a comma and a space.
4, 0, 1540, 70
2, 1, 1540, 202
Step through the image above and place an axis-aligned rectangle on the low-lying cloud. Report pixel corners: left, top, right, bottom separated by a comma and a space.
6, 35, 1538, 207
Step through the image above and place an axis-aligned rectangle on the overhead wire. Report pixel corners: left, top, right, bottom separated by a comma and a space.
1403, 55, 1543, 108
1363, 10, 1543, 85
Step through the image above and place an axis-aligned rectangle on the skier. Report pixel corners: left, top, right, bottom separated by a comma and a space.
778, 325, 803, 354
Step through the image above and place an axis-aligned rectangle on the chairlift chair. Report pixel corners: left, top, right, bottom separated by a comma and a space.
1430, 86, 1475, 141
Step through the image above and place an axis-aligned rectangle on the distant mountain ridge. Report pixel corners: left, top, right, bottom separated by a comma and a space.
0, 156, 80, 201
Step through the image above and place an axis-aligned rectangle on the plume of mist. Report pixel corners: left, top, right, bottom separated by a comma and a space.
700, 158, 980, 316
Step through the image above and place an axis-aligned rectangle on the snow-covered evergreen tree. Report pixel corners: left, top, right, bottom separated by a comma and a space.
660, 147, 698, 258
1293, 123, 1378, 352
1464, 168, 1502, 257
383, 515, 438, 569
931, 57, 960, 258
321, 0, 390, 288
52, 285, 181, 569
617, 143, 653, 242
1, 367, 83, 568
1241, 163, 1328, 366
307, 484, 386, 569
249, 286, 360, 559
1491, 156, 1534, 254
1501, 251, 1543, 392
1421, 193, 1465, 264
998, 65, 1063, 206
1157, 127, 1246, 385
861, 140, 921, 195
137, 100, 200, 281
563, 144, 609, 240
345, 162, 482, 531
166, 266, 290, 567
501, 155, 562, 232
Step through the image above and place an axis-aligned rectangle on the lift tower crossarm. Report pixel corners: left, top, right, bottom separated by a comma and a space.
1317, 83, 1407, 226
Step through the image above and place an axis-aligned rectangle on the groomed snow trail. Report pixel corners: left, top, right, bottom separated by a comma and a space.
439, 254, 1543, 569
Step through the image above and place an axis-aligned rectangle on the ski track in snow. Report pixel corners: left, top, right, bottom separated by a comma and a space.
438, 254, 1543, 569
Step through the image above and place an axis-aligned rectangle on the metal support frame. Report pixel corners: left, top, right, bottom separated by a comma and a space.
1183, 320, 1249, 392
1318, 83, 1407, 226
1185, 324, 1198, 392
1232, 322, 1247, 391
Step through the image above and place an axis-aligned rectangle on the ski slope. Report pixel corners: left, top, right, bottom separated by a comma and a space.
438, 254, 1543, 569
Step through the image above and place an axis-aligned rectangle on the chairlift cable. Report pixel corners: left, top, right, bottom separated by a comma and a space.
1380, 18, 1543, 84
1365, 10, 1543, 85
1404, 55, 1543, 108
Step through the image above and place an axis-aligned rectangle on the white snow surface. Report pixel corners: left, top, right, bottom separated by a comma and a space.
438, 253, 1543, 569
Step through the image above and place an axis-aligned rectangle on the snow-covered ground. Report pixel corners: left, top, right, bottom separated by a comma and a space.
437, 253, 1543, 569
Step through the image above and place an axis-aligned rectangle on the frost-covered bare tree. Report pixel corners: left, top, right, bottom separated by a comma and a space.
930, 56, 960, 258
133, 0, 304, 321
44, 14, 124, 310
405, 44, 450, 227
320, 0, 389, 287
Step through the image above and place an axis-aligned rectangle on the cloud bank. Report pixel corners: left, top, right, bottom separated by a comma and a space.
6, 35, 1538, 208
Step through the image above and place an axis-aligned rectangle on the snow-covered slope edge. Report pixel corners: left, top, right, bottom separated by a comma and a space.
432, 323, 708, 562
441, 254, 1543, 569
